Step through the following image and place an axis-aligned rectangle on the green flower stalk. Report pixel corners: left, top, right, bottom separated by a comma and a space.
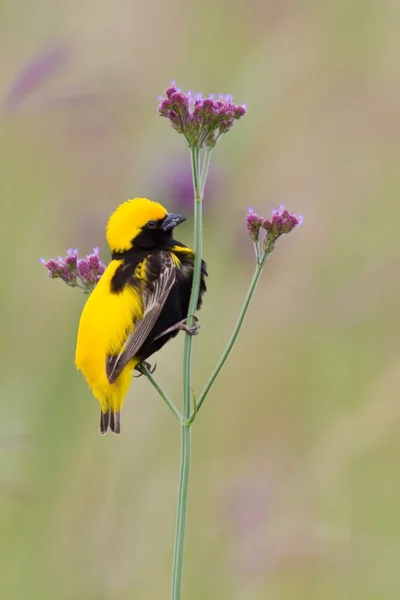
41, 82, 302, 600
194, 205, 303, 414
159, 82, 247, 600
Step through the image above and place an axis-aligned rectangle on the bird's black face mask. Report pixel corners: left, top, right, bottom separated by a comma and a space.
130, 213, 187, 250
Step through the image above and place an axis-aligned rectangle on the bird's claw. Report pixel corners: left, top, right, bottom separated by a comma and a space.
180, 316, 200, 336
134, 360, 157, 378
153, 316, 200, 341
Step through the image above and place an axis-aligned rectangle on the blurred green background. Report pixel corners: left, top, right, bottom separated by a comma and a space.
2, 0, 400, 598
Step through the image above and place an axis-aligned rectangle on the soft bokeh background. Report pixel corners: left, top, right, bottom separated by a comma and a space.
1, 1, 400, 598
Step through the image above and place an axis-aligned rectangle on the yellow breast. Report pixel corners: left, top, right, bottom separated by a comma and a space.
75, 260, 143, 411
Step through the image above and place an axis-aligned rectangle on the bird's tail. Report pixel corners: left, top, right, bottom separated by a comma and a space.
100, 409, 121, 435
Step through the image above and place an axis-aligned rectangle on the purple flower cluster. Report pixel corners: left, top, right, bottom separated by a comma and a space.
246, 209, 263, 242
158, 82, 246, 148
246, 205, 303, 254
40, 247, 105, 293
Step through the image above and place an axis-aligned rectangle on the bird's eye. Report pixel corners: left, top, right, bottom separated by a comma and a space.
147, 220, 157, 229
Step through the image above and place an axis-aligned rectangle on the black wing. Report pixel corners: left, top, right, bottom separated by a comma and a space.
106, 252, 176, 384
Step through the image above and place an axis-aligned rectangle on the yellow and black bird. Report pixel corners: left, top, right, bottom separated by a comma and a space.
75, 198, 207, 434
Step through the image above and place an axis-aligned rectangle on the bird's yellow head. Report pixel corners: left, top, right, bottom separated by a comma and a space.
106, 198, 186, 253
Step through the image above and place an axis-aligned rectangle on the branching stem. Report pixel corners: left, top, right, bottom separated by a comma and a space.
196, 251, 269, 412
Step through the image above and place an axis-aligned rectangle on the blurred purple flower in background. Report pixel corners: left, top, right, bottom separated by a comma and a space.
41, 247, 105, 293
158, 82, 246, 148
4, 43, 69, 110
224, 471, 271, 576
223, 467, 320, 580
150, 155, 221, 212
168, 161, 195, 209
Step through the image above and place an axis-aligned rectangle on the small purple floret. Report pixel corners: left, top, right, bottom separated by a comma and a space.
77, 258, 92, 281
41, 247, 105, 293
246, 208, 263, 242
64, 248, 78, 271
158, 82, 246, 148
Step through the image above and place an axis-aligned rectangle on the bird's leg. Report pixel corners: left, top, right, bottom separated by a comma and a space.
134, 360, 157, 378
153, 316, 200, 341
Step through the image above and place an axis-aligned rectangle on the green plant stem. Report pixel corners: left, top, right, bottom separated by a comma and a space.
139, 364, 182, 421
196, 251, 269, 412
171, 146, 204, 600
199, 147, 213, 196
253, 240, 260, 264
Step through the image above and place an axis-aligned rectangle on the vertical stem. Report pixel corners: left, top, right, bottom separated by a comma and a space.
253, 240, 260, 264
170, 424, 191, 600
199, 147, 213, 197
171, 146, 203, 600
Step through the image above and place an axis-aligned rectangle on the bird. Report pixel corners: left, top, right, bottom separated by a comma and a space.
75, 197, 207, 435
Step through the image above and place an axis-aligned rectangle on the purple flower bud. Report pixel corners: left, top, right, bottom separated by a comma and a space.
40, 258, 63, 278
246, 208, 263, 242
77, 258, 92, 282
158, 82, 246, 149
61, 266, 77, 285
158, 99, 171, 117
86, 247, 106, 278
165, 84, 179, 98
234, 105, 246, 119
261, 205, 302, 253
64, 248, 78, 272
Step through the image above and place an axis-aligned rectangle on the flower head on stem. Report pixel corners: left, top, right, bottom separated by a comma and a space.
262, 205, 303, 253
158, 82, 246, 149
152, 155, 220, 212
40, 247, 105, 293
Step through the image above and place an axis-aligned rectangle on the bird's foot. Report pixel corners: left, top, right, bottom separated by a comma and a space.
179, 316, 200, 336
134, 360, 157, 378
154, 317, 200, 341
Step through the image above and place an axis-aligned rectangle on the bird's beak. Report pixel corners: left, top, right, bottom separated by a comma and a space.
162, 212, 187, 232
